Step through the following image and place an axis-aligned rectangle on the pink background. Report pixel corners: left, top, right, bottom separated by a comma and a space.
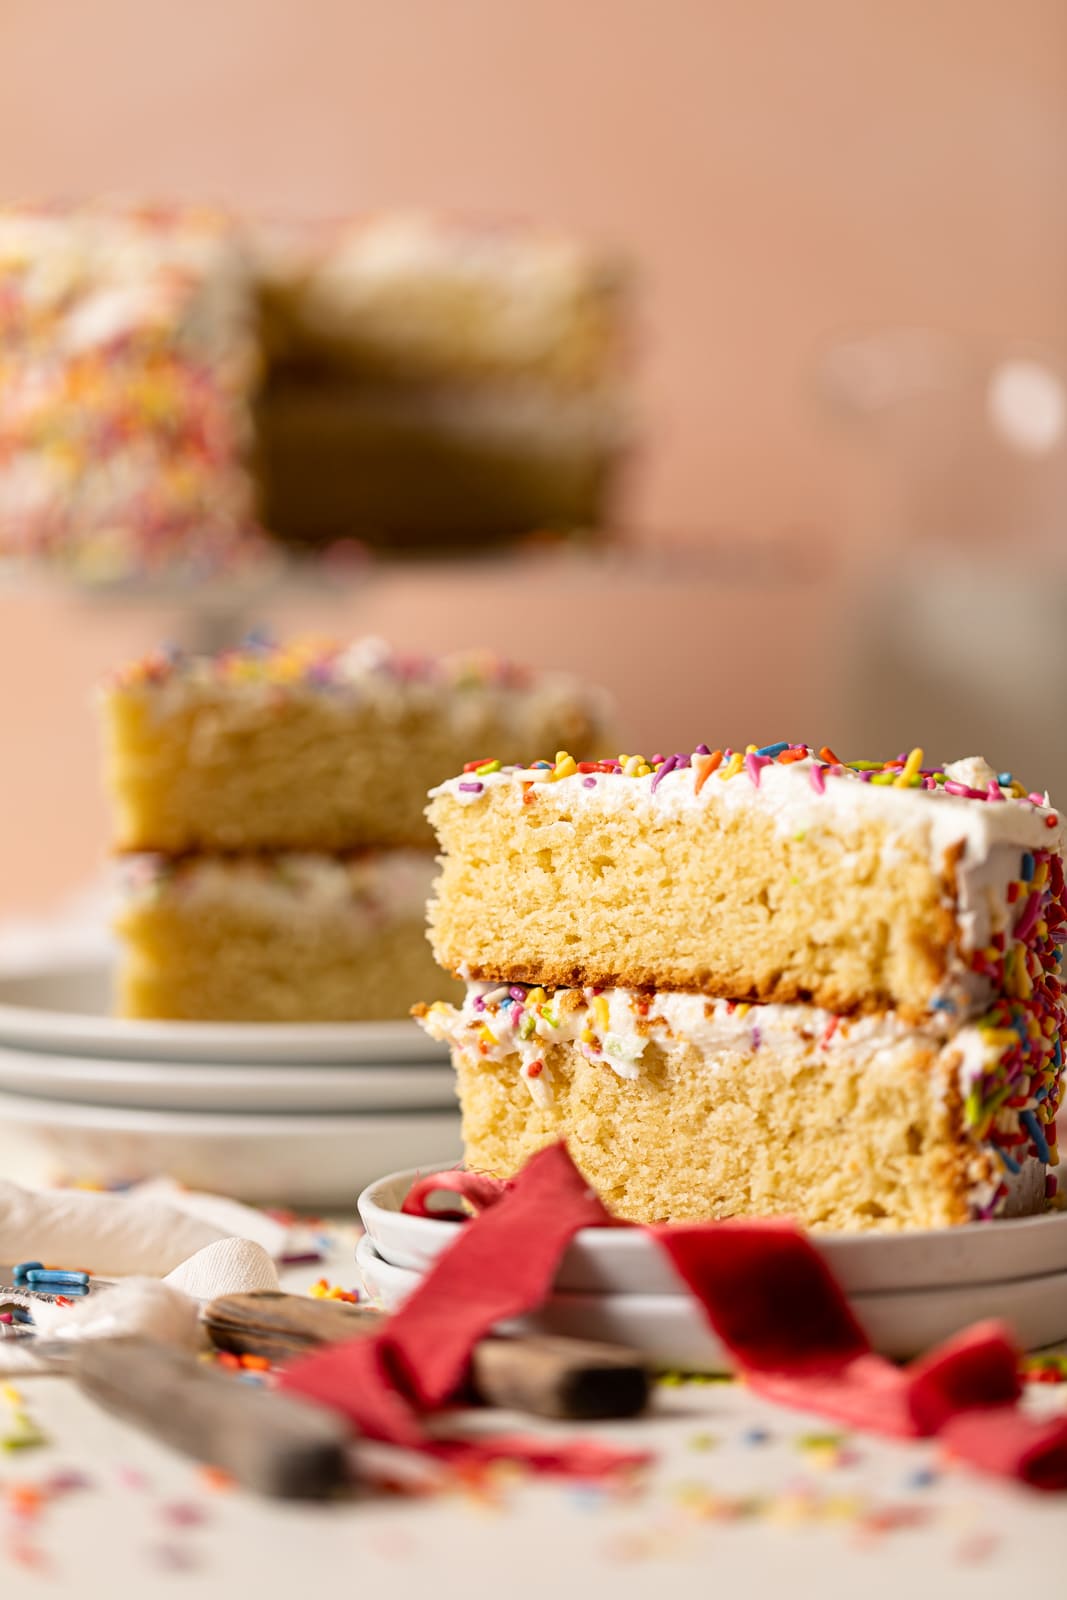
2, 1, 1066, 912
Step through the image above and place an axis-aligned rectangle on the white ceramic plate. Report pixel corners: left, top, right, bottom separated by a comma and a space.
0, 1091, 461, 1208
0, 1043, 458, 1114
358, 1165, 1067, 1296
355, 1234, 1067, 1366
0, 962, 447, 1066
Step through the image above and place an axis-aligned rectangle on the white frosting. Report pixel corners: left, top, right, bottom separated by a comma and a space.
122, 638, 611, 746
119, 849, 434, 927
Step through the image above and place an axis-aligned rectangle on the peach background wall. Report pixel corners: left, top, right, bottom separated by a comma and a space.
2, 1, 1066, 913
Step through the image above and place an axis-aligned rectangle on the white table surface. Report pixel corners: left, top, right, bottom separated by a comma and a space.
3, 1231, 1065, 1600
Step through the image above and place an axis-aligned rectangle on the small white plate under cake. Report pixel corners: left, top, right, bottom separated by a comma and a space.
354, 1232, 1067, 1368
0, 960, 447, 1066
359, 1164, 1067, 1294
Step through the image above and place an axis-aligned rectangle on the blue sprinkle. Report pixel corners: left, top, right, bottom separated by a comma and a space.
1021, 852, 1035, 882
906, 1467, 939, 1489
930, 997, 957, 1013
1020, 1110, 1052, 1164
1055, 1041, 1063, 1068
995, 1146, 1022, 1175
742, 1427, 771, 1446
531, 761, 553, 770
25, 1269, 89, 1288
12, 1261, 43, 1281
756, 742, 789, 758
998, 772, 1013, 786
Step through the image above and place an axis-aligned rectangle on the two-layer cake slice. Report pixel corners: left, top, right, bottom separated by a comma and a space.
419, 745, 1065, 1229
102, 639, 611, 1022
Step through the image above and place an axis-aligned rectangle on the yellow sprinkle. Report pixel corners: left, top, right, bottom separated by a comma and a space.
636, 763, 652, 777
982, 1029, 1022, 1050
1, 1386, 23, 1408
623, 755, 645, 777
593, 996, 610, 1032
527, 987, 547, 1005
552, 755, 578, 780
1033, 862, 1049, 890
734, 1002, 751, 1018
745, 744, 759, 754
895, 747, 924, 787
719, 751, 745, 781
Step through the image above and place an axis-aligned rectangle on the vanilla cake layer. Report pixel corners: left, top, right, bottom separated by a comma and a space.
103, 639, 611, 854
418, 983, 1062, 1230
116, 850, 458, 1022
428, 749, 1065, 1022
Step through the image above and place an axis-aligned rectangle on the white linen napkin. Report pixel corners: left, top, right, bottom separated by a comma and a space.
0, 1181, 284, 1375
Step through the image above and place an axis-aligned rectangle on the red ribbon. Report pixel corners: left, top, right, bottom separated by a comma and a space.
282, 1143, 1067, 1490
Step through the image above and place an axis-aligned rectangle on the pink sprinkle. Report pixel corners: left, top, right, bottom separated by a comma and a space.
745, 752, 770, 787
1014, 891, 1043, 943
986, 781, 1004, 802
943, 781, 985, 799
1029, 791, 1046, 807
809, 764, 826, 795
582, 776, 597, 788
160, 1502, 208, 1529
457, 781, 484, 794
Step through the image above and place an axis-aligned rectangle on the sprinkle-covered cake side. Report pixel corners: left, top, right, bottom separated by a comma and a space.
0, 204, 262, 582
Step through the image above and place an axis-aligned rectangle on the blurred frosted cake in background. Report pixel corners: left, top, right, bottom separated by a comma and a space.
0, 204, 630, 580
420, 745, 1064, 1230
102, 637, 613, 1021
254, 213, 629, 551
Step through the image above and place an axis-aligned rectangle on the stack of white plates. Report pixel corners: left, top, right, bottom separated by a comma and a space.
0, 963, 461, 1206
358, 1165, 1067, 1368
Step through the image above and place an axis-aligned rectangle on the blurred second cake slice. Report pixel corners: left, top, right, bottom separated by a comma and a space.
101, 638, 611, 1021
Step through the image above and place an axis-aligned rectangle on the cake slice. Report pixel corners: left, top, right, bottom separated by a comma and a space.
102, 638, 612, 854
419, 743, 1064, 1230
428, 747, 1064, 1022
116, 850, 457, 1022
419, 983, 1060, 1230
